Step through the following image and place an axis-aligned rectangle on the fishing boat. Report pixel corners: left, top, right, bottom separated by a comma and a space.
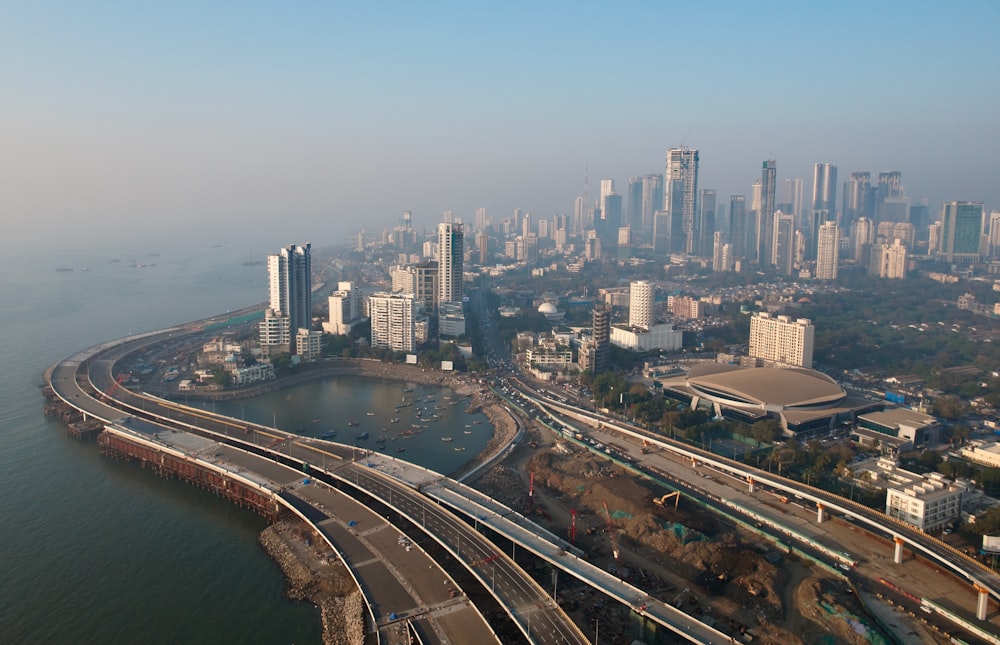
454, 447, 465, 452
441, 437, 453, 442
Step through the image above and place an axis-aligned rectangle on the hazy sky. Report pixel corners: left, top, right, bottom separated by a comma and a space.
3, 1, 998, 248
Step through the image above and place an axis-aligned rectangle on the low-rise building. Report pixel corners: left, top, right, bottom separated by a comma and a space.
886, 473, 966, 532
610, 323, 683, 352
853, 408, 939, 452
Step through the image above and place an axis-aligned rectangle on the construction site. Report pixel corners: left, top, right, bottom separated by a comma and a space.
471, 422, 896, 645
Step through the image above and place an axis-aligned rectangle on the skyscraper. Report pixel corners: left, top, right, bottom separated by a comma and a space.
265, 243, 311, 353
809, 163, 837, 260
842, 171, 872, 228
771, 210, 795, 276
437, 222, 464, 305
728, 195, 747, 259
815, 221, 840, 280
698, 189, 717, 257
940, 201, 984, 264
641, 174, 664, 235
628, 280, 654, 330
665, 148, 699, 254
757, 160, 777, 266
626, 176, 643, 231
783, 178, 804, 221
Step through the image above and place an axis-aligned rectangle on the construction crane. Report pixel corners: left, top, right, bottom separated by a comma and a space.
602, 501, 620, 561
102, 372, 130, 401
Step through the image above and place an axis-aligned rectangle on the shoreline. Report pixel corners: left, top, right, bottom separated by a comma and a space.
161, 359, 519, 479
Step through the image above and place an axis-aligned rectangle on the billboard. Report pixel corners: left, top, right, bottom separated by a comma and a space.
405, 354, 417, 364
441, 361, 454, 371
982, 535, 1000, 553
885, 391, 906, 404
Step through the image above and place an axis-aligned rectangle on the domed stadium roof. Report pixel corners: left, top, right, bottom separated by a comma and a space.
685, 363, 845, 412
538, 302, 559, 314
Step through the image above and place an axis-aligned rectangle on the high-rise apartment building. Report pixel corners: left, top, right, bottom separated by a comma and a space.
749, 312, 814, 368
853, 216, 874, 263
815, 221, 840, 280
437, 222, 464, 304
628, 280, 654, 330
392, 261, 438, 312
771, 210, 796, 276
369, 292, 416, 352
665, 147, 699, 254
591, 304, 611, 375
667, 295, 704, 319
264, 243, 311, 354
879, 239, 908, 279
323, 281, 360, 336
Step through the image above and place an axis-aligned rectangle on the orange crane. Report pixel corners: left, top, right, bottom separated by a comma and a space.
602, 501, 620, 561
103, 372, 130, 400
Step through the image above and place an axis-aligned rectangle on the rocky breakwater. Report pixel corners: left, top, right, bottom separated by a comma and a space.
259, 521, 365, 645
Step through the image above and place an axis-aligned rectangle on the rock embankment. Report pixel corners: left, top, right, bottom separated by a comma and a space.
259, 521, 365, 645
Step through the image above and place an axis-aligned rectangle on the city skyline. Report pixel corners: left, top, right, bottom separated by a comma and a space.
3, 2, 998, 250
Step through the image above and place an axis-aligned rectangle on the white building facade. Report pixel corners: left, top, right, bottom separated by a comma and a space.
748, 312, 814, 368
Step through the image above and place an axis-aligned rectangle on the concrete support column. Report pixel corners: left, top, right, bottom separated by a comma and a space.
816, 503, 825, 523
976, 584, 990, 621
747, 477, 755, 494
893, 537, 905, 564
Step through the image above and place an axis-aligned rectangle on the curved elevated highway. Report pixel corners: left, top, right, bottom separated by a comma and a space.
46, 327, 591, 645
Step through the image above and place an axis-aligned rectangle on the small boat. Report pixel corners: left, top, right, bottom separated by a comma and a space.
321, 430, 337, 439
356, 431, 369, 440
441, 437, 453, 442
454, 447, 465, 452
396, 447, 406, 453
464, 430, 473, 435
390, 418, 400, 423
347, 421, 360, 427
312, 418, 321, 423
366, 411, 375, 416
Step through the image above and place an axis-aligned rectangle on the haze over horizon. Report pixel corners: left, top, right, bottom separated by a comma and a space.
3, 1, 997, 250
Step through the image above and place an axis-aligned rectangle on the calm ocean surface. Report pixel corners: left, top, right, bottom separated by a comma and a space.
0, 240, 488, 644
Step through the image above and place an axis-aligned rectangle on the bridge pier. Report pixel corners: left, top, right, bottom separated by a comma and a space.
893, 536, 905, 564
816, 502, 825, 523
976, 584, 990, 620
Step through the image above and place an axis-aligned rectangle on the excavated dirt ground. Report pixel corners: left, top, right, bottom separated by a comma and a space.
472, 423, 891, 645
